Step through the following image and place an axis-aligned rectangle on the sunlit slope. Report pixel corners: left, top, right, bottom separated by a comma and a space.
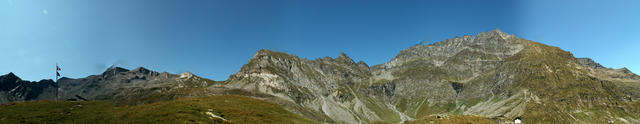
0, 95, 317, 124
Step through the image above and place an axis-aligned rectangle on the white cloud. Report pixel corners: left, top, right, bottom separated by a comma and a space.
42, 9, 48, 15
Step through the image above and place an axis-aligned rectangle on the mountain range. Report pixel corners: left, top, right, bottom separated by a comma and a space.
1, 29, 639, 123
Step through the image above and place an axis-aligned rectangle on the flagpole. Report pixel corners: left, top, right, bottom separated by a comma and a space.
56, 63, 58, 101
56, 63, 58, 81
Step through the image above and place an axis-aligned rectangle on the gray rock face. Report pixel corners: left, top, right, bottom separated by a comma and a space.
226, 29, 640, 123
373, 29, 525, 106
226, 49, 377, 123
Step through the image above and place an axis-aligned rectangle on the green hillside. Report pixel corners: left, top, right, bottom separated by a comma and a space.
0, 95, 317, 124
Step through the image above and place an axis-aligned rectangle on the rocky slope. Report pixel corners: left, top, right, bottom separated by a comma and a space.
225, 29, 640, 123
57, 66, 222, 105
1, 66, 221, 105
227, 50, 388, 123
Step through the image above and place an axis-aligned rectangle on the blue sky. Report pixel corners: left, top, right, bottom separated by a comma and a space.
1, 0, 638, 81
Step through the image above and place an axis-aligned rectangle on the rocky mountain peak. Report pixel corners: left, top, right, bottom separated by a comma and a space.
1, 72, 20, 81
254, 49, 291, 58
249, 49, 299, 65
385, 29, 524, 70
336, 52, 356, 64
6, 72, 16, 76
338, 52, 349, 58
357, 61, 369, 68
0, 72, 22, 91
132, 67, 151, 74
180, 72, 195, 79
103, 66, 130, 76
619, 67, 639, 76
491, 28, 506, 35
577, 58, 605, 69
253, 49, 271, 57
477, 28, 511, 39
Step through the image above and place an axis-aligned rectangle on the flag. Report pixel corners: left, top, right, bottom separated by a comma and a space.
56, 65, 61, 77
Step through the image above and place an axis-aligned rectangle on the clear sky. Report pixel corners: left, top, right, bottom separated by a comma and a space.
1, 0, 639, 81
